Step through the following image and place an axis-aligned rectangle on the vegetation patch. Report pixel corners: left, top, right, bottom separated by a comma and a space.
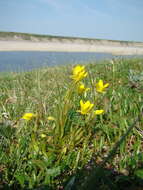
0, 31, 142, 44
0, 58, 143, 189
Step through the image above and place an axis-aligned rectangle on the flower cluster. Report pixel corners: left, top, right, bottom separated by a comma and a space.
71, 65, 109, 115
21, 65, 109, 121
78, 100, 104, 115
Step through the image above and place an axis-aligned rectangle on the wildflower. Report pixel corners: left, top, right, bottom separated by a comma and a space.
95, 80, 109, 93
47, 116, 55, 121
22, 113, 36, 121
94, 109, 104, 115
77, 83, 90, 94
71, 65, 87, 82
78, 100, 94, 115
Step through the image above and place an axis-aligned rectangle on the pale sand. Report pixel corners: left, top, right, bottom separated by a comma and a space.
1, 40, 143, 55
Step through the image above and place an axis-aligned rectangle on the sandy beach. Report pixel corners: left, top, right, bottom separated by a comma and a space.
0, 39, 143, 55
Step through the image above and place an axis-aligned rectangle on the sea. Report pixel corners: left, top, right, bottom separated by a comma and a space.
0, 51, 140, 72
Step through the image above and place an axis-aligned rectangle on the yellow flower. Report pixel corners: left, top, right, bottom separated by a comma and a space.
47, 116, 55, 121
22, 113, 36, 120
94, 109, 104, 115
78, 100, 94, 115
95, 80, 109, 93
77, 83, 90, 94
73, 65, 85, 75
71, 65, 87, 82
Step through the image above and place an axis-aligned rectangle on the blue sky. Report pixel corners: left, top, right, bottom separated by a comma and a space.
0, 0, 143, 41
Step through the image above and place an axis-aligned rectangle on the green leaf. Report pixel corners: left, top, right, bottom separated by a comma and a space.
134, 169, 143, 179
14, 174, 26, 187
32, 160, 47, 171
46, 166, 61, 177
44, 167, 61, 184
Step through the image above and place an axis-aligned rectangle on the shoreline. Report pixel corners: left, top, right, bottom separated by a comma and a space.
1, 40, 143, 55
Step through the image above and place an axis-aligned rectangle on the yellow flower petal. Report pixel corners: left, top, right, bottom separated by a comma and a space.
99, 79, 103, 86
104, 83, 109, 88
96, 79, 109, 93
78, 100, 94, 115
77, 83, 85, 94
71, 65, 88, 82
22, 113, 36, 121
94, 110, 104, 115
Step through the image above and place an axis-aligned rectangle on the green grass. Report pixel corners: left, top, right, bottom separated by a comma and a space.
0, 58, 143, 189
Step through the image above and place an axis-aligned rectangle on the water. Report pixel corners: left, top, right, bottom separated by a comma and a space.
0, 51, 136, 72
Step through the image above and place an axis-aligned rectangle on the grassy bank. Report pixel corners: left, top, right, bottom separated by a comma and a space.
0, 58, 143, 189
